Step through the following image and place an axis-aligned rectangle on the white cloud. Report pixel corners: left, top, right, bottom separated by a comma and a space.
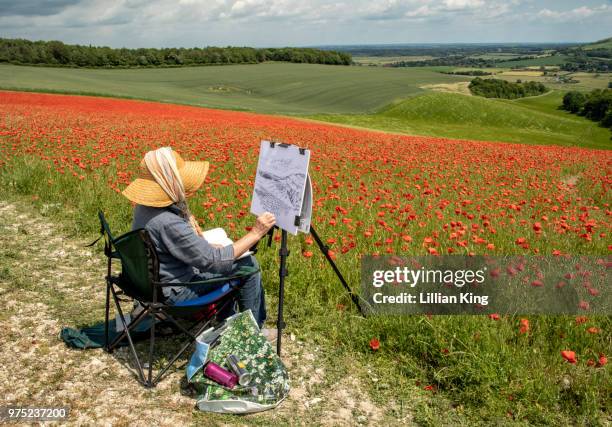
0, 0, 609, 46
359, 0, 527, 21
535, 4, 611, 22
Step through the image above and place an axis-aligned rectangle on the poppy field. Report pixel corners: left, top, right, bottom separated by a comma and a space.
0, 90, 610, 424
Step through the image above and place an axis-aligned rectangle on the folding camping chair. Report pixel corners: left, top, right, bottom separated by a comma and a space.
96, 211, 259, 387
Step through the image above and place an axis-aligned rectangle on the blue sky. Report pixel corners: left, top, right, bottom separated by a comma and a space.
0, 0, 610, 47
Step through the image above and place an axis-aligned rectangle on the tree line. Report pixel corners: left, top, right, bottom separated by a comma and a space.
468, 78, 548, 99
0, 38, 352, 68
441, 70, 492, 76
387, 56, 496, 68
562, 89, 612, 131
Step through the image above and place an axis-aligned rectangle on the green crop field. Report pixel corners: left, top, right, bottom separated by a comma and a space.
352, 55, 436, 65
496, 55, 571, 67
310, 91, 611, 149
0, 63, 465, 115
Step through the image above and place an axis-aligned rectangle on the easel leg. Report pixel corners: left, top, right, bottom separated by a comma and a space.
310, 226, 364, 316
277, 229, 288, 356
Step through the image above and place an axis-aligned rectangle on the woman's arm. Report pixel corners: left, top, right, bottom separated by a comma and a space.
232, 212, 276, 258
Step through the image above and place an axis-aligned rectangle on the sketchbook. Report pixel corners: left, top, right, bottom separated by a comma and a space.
202, 227, 252, 260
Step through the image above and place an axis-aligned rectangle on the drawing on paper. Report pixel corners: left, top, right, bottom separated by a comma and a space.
250, 141, 311, 235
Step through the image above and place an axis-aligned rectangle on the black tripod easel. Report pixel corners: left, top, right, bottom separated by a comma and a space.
260, 224, 365, 356
249, 140, 365, 356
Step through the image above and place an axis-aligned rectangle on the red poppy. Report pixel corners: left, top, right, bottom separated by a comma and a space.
561, 350, 577, 364
369, 338, 380, 351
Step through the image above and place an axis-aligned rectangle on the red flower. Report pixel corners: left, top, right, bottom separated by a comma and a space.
302, 250, 313, 258
519, 318, 529, 334
578, 300, 590, 311
575, 316, 588, 325
489, 313, 500, 320
598, 354, 607, 367
561, 350, 577, 364
586, 327, 600, 334
369, 338, 380, 351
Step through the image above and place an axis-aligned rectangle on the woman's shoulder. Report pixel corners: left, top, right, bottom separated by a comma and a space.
133, 204, 184, 231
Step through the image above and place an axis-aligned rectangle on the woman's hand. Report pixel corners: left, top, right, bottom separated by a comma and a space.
231, 212, 276, 259
250, 212, 276, 238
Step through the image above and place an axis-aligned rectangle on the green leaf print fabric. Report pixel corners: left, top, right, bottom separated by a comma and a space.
188, 310, 290, 414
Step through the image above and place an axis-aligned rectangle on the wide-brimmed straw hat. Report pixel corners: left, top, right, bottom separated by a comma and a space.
122, 150, 209, 207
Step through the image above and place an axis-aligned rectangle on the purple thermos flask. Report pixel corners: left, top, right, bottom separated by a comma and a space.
203, 361, 238, 389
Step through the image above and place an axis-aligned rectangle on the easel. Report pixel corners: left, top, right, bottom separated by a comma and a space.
251, 141, 365, 356
265, 225, 365, 355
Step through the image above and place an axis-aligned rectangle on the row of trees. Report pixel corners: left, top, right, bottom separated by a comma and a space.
560, 57, 610, 73
562, 89, 612, 130
0, 38, 352, 68
387, 56, 496, 68
468, 78, 548, 99
441, 70, 492, 76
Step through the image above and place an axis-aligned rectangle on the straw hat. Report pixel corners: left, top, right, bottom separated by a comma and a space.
122, 151, 209, 207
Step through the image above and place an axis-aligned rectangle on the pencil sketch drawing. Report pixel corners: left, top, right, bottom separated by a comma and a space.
250, 141, 311, 235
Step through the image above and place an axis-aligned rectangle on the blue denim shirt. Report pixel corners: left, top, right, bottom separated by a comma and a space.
131, 204, 235, 293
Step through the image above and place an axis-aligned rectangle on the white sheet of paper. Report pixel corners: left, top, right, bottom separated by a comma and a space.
250, 141, 311, 235
202, 227, 251, 259
298, 174, 312, 233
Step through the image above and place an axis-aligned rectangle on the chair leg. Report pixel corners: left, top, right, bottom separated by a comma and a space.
109, 286, 147, 385
152, 313, 218, 385
151, 296, 236, 385
104, 281, 111, 352
107, 302, 151, 350
146, 311, 156, 388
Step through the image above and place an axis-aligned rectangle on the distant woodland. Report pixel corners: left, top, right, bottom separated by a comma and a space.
0, 38, 352, 68
469, 78, 548, 99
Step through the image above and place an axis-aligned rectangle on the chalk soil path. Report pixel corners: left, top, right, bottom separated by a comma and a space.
0, 200, 397, 426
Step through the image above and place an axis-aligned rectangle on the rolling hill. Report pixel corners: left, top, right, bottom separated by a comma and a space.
310, 91, 611, 149
581, 37, 612, 50
0, 62, 464, 115
0, 61, 608, 149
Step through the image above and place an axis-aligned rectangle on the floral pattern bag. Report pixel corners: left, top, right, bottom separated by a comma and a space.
187, 310, 290, 414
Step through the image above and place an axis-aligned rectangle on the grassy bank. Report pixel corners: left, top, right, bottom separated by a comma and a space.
310, 91, 611, 149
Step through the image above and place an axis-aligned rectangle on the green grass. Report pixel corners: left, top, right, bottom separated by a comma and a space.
310, 91, 611, 149
1, 155, 610, 426
0, 63, 465, 115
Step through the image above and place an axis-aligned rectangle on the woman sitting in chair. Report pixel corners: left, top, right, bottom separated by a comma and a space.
122, 147, 276, 339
